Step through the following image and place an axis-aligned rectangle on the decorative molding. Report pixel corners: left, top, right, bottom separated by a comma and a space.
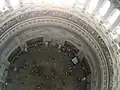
0, 9, 119, 90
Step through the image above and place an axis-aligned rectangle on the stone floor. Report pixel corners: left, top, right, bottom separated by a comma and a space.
6, 41, 88, 90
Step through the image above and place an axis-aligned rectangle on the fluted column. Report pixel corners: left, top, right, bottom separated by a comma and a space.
16, 37, 27, 52
92, 0, 104, 15
0, 75, 5, 84
72, 0, 79, 8
5, 0, 12, 9
83, 0, 91, 10
101, 4, 115, 22
0, 60, 9, 69
0, 64, 6, 83
109, 15, 120, 32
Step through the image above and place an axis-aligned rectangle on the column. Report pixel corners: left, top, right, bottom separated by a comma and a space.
16, 37, 27, 52
92, 0, 104, 15
76, 50, 85, 62
0, 60, 9, 69
109, 15, 120, 32
101, 4, 115, 22
0, 64, 6, 83
0, 75, 5, 84
5, 0, 12, 9
72, 0, 79, 8
83, 0, 91, 11
19, 0, 23, 7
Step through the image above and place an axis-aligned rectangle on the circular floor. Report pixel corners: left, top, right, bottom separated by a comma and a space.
6, 40, 90, 90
